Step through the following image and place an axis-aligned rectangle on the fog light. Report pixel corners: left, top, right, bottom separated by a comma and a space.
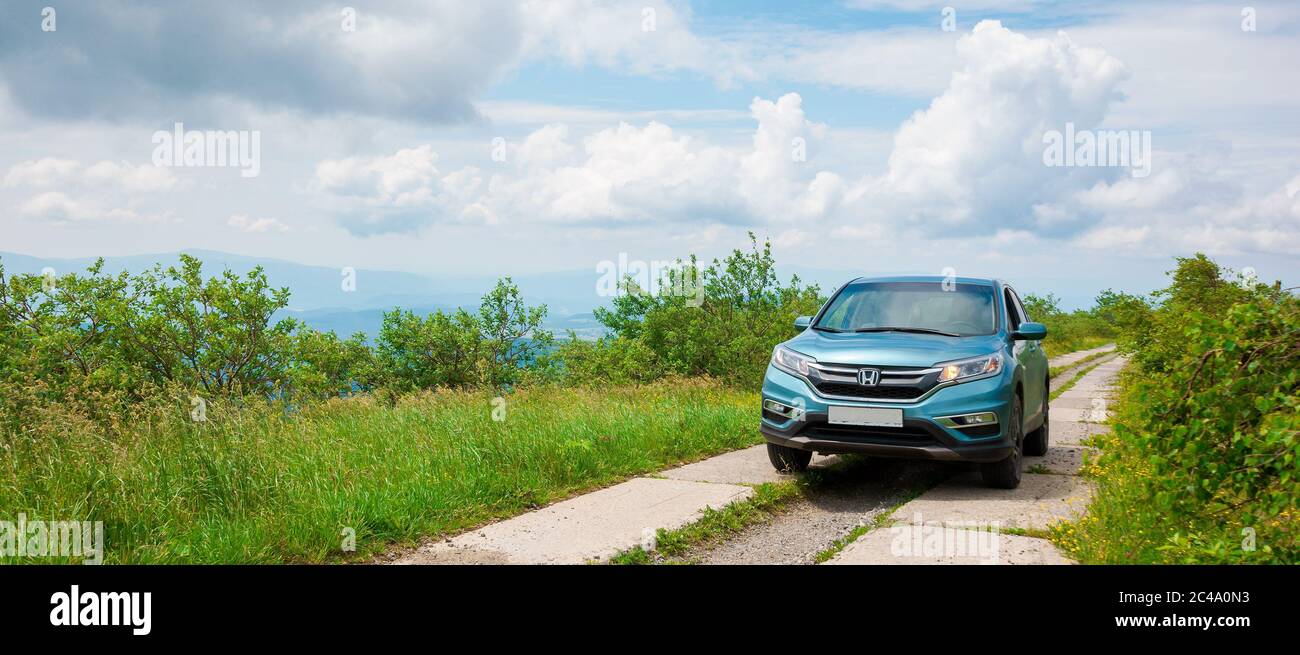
936, 412, 998, 428
763, 399, 804, 420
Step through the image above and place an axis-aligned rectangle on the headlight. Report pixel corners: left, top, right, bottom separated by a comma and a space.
936, 353, 1002, 383
771, 346, 815, 376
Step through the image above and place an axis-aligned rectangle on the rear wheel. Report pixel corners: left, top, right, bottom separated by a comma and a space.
1023, 384, 1050, 456
766, 442, 812, 473
981, 395, 1024, 489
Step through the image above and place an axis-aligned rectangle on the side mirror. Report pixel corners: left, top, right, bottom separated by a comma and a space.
794, 316, 812, 330
1012, 322, 1047, 341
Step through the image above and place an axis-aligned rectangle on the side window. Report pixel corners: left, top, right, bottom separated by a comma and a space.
1004, 289, 1023, 330
1010, 289, 1030, 323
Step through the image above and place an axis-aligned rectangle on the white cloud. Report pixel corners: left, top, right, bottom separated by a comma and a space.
83, 160, 177, 193
484, 92, 843, 226
313, 144, 496, 235
315, 92, 845, 234
3, 158, 80, 188
228, 214, 290, 233
299, 18, 1298, 262
855, 20, 1129, 233
5, 157, 178, 227
19, 191, 158, 225
4, 158, 176, 193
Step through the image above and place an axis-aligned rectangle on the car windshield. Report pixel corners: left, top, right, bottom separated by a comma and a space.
814, 281, 996, 336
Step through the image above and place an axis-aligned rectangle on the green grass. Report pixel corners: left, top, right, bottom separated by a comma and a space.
607, 480, 802, 564
0, 379, 760, 563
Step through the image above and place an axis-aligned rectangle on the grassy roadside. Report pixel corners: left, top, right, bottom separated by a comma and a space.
0, 379, 759, 564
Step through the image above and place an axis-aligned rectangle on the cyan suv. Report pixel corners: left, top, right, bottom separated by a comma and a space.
760, 276, 1048, 488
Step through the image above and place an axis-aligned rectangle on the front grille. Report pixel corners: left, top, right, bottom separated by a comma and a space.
806, 362, 939, 401
814, 383, 925, 400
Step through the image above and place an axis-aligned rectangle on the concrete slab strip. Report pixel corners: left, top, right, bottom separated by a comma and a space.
398, 477, 753, 564
886, 473, 1094, 531
660, 444, 837, 486
827, 525, 1075, 565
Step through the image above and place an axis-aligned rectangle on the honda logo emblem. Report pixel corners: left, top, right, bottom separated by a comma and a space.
857, 368, 880, 386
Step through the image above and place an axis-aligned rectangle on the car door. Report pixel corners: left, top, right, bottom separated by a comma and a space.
1005, 287, 1048, 424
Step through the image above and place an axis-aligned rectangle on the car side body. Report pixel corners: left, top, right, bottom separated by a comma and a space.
759, 275, 1049, 488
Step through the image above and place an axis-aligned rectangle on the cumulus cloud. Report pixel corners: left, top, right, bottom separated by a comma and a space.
488, 93, 842, 226
19, 191, 159, 225
314, 92, 843, 235
4, 158, 176, 192
312, 145, 495, 235
228, 214, 290, 233
854, 20, 1129, 235
83, 161, 178, 193
2, 158, 80, 188
298, 18, 1297, 259
4, 157, 178, 226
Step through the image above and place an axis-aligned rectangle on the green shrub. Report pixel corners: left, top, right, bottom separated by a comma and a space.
554, 335, 665, 385
1055, 254, 1297, 563
587, 233, 824, 387
1022, 291, 1116, 355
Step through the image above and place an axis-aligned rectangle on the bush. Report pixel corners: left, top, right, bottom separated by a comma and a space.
376, 277, 553, 392
0, 255, 296, 406
1055, 254, 1297, 563
1021, 291, 1116, 355
0, 257, 553, 417
586, 233, 824, 387
554, 335, 665, 386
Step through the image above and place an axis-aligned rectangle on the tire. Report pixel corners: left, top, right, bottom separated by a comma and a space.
1023, 383, 1050, 457
766, 442, 812, 473
981, 394, 1024, 489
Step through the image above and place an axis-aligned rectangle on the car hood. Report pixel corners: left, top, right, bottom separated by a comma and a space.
783, 330, 1004, 368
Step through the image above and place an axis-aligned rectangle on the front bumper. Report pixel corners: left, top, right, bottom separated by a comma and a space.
760, 364, 1015, 463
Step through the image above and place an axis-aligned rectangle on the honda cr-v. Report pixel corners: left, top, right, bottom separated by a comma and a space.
760, 276, 1048, 488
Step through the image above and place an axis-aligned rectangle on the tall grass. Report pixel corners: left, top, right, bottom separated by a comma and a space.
0, 379, 758, 563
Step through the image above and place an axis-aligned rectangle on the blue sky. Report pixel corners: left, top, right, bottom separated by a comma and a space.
1, 0, 1297, 310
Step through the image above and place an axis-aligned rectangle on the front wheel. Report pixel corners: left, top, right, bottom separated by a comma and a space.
766, 442, 812, 473
980, 395, 1024, 489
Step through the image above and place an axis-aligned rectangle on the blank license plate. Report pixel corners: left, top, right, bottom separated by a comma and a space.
827, 406, 903, 428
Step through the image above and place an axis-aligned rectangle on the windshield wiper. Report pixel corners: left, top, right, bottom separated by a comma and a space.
810, 325, 845, 333
853, 326, 961, 337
